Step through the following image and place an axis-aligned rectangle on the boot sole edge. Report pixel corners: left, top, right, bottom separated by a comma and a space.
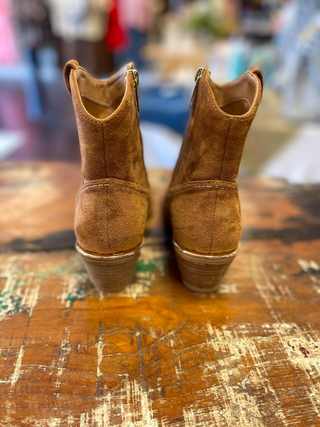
173, 240, 237, 293
76, 243, 141, 292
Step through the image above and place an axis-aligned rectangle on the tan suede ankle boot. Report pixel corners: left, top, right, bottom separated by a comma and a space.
166, 66, 263, 292
64, 60, 149, 291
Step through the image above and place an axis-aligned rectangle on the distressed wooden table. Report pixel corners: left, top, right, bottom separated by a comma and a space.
0, 162, 320, 427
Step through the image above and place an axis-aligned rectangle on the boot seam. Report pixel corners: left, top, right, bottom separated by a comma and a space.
209, 187, 219, 253
219, 119, 232, 179
80, 182, 149, 196
168, 180, 237, 195
210, 115, 231, 253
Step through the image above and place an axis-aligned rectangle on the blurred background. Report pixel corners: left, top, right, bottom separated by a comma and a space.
0, 0, 320, 183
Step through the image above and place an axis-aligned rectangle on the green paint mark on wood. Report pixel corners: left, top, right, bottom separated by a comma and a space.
1, 352, 10, 358
66, 282, 86, 305
136, 258, 166, 275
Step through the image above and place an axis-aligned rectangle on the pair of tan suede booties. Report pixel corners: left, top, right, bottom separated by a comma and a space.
64, 60, 263, 293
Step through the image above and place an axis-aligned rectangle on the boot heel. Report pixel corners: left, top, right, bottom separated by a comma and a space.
173, 241, 237, 293
76, 244, 140, 292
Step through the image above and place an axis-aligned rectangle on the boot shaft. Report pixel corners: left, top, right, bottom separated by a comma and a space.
171, 67, 263, 186
167, 66, 263, 260
64, 60, 148, 188
63, 61, 149, 260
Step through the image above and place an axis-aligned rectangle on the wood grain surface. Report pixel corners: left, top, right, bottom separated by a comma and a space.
0, 162, 320, 426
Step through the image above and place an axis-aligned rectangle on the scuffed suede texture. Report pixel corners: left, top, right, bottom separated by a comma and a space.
169, 180, 241, 254
167, 67, 263, 255
75, 179, 149, 255
64, 60, 149, 255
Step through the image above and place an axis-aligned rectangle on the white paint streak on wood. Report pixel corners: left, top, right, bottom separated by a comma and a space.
20, 276, 40, 317
140, 245, 169, 262
19, 416, 45, 426
204, 323, 290, 426
183, 408, 197, 427
310, 276, 320, 295
250, 256, 281, 323
93, 393, 113, 427
297, 259, 320, 297
169, 337, 182, 381
60, 273, 87, 308
47, 418, 64, 427
298, 259, 320, 273
97, 334, 105, 378
139, 381, 158, 427
217, 283, 238, 294
105, 283, 150, 301
67, 416, 76, 425
0, 259, 41, 320
124, 380, 158, 427
80, 379, 160, 426
183, 407, 218, 427
0, 272, 24, 321
115, 246, 168, 301
175, 360, 183, 379
308, 384, 320, 415
124, 375, 132, 427
273, 323, 320, 417
10, 345, 24, 387
80, 412, 90, 427
10, 322, 320, 426
3, 400, 15, 425
0, 252, 90, 320
150, 327, 157, 339
206, 322, 214, 337
54, 328, 71, 389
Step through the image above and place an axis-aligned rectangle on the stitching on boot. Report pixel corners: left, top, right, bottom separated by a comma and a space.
80, 183, 149, 196
219, 119, 232, 179
209, 119, 232, 253
168, 182, 237, 195
209, 187, 219, 253
170, 185, 236, 193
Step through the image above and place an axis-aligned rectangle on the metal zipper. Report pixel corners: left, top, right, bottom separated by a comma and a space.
189, 67, 205, 111
127, 69, 140, 113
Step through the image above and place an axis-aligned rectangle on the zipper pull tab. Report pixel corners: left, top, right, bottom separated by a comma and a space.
127, 69, 140, 113
190, 67, 205, 109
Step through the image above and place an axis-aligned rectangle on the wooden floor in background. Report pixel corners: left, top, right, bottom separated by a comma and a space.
0, 162, 320, 426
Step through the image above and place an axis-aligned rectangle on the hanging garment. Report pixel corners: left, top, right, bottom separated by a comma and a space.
12, 0, 48, 50
105, 0, 129, 52
45, 0, 110, 42
118, 0, 155, 33
0, 0, 20, 63
276, 0, 320, 120
59, 38, 114, 75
